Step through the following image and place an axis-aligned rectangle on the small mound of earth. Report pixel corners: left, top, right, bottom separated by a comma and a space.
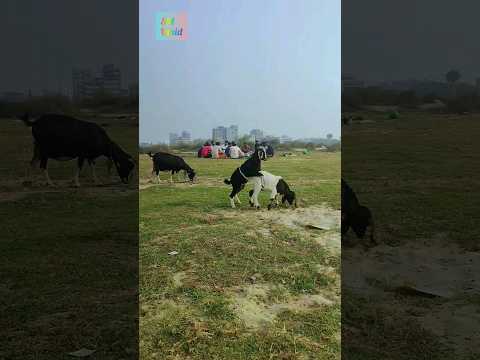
314, 232, 341, 254
343, 233, 480, 356
257, 205, 340, 231
343, 234, 480, 298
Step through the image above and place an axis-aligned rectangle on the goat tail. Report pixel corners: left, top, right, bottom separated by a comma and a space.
224, 178, 231, 185
19, 112, 34, 126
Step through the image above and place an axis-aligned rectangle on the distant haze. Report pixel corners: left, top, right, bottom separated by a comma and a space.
140, 0, 340, 143
343, 0, 480, 84
0, 1, 138, 95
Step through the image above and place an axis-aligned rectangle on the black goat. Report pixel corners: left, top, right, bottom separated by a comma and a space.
341, 178, 376, 246
148, 152, 196, 183
21, 113, 135, 186
224, 149, 263, 208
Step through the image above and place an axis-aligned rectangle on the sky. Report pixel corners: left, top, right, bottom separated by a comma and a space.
343, 0, 480, 84
140, 0, 341, 143
0, 1, 138, 95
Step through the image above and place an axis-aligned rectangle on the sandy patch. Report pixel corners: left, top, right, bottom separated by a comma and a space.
343, 234, 480, 298
421, 302, 480, 355
314, 232, 341, 254
228, 283, 336, 328
172, 271, 188, 287
257, 205, 340, 231
343, 233, 480, 356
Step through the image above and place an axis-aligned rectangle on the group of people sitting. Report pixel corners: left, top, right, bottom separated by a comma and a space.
198, 140, 274, 159
198, 141, 250, 159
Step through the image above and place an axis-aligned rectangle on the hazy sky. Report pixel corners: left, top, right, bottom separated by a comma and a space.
140, 0, 340, 143
0, 1, 138, 95
343, 0, 480, 84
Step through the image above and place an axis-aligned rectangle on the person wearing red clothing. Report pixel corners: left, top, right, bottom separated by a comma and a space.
200, 142, 212, 158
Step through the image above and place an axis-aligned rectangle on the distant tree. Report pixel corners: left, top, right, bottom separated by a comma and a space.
396, 90, 418, 108
237, 134, 252, 146
422, 93, 437, 103
326, 133, 333, 140
446, 70, 461, 98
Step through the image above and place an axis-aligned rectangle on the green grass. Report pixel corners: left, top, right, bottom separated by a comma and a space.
140, 151, 340, 359
342, 111, 480, 250
0, 116, 138, 359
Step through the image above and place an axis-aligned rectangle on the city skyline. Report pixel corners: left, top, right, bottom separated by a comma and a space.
152, 125, 339, 146
0, 1, 138, 94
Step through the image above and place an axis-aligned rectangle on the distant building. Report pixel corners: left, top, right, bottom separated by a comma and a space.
169, 131, 192, 146
213, 125, 238, 143
169, 133, 179, 146
226, 125, 238, 142
177, 131, 192, 145
1, 91, 26, 103
129, 83, 139, 97
341, 75, 364, 93
249, 129, 264, 141
72, 64, 127, 101
212, 126, 227, 143
264, 135, 280, 143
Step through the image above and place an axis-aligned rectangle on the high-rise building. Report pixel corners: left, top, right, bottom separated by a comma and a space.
226, 125, 238, 142
169, 131, 192, 145
72, 68, 93, 100
72, 64, 126, 100
169, 133, 179, 146
212, 126, 227, 143
249, 129, 264, 141
177, 131, 192, 145
341, 74, 364, 93
213, 125, 239, 142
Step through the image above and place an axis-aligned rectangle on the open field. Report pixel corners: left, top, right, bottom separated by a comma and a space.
0, 115, 139, 359
342, 111, 480, 359
140, 151, 341, 359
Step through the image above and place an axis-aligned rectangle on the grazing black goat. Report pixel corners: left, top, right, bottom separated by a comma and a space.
21, 113, 135, 186
224, 149, 263, 208
341, 178, 376, 246
148, 151, 196, 183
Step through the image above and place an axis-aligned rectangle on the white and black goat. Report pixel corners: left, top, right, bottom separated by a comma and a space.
248, 170, 296, 210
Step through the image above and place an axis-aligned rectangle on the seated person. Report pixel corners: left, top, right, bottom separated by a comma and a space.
266, 144, 274, 157
241, 143, 252, 154
229, 142, 245, 159
211, 142, 221, 159
200, 142, 212, 158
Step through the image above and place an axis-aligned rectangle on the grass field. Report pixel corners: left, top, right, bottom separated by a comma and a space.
0, 115, 139, 359
342, 111, 480, 359
139, 151, 341, 359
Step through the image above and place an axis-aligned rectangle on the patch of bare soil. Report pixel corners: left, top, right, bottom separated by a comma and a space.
256, 206, 340, 232
227, 283, 336, 328
343, 233, 480, 356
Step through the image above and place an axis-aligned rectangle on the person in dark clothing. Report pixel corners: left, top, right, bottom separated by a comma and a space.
266, 144, 274, 157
